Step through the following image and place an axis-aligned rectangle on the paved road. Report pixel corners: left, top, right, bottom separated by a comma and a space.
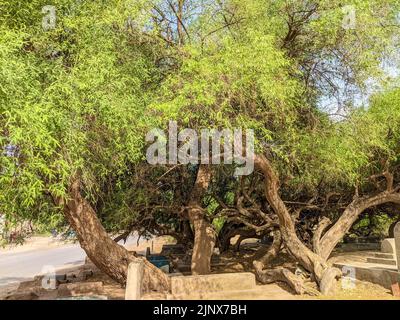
0, 237, 139, 288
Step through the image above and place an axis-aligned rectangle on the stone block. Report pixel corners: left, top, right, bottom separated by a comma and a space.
125, 261, 144, 300
394, 222, 400, 274
334, 262, 398, 290
170, 272, 256, 296
373, 252, 394, 259
366, 257, 397, 266
381, 238, 396, 254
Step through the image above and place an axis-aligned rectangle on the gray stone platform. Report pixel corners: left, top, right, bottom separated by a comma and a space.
170, 272, 256, 296
333, 261, 398, 290
333, 230, 400, 290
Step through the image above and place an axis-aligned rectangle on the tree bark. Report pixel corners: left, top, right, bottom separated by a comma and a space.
177, 0, 184, 45
254, 154, 400, 294
255, 267, 308, 295
255, 156, 340, 294
318, 192, 400, 260
253, 229, 282, 270
60, 179, 170, 293
188, 165, 216, 275
253, 233, 321, 296
217, 221, 241, 253
254, 155, 338, 289
312, 217, 331, 256
234, 229, 261, 251
180, 220, 194, 246
191, 216, 216, 274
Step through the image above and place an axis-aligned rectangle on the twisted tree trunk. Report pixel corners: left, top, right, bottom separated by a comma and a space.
253, 231, 319, 296
254, 155, 339, 292
59, 179, 170, 293
218, 222, 244, 253
188, 165, 216, 275
254, 154, 400, 294
253, 229, 282, 270
318, 192, 400, 260
190, 216, 216, 274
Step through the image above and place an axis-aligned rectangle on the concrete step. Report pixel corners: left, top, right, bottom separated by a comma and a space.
371, 252, 395, 259
366, 257, 397, 266
170, 272, 256, 296
336, 243, 380, 252
334, 262, 398, 290
166, 284, 296, 300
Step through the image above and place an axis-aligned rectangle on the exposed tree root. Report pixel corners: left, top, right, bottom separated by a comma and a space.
254, 266, 320, 295
319, 267, 342, 295
57, 179, 171, 294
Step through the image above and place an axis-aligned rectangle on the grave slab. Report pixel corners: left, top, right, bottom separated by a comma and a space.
334, 262, 397, 290
381, 238, 396, 254
125, 261, 144, 300
366, 257, 397, 266
170, 272, 256, 296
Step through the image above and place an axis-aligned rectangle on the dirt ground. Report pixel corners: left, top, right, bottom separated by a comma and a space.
77, 246, 400, 300
318, 279, 397, 300
212, 244, 398, 300
2, 237, 399, 300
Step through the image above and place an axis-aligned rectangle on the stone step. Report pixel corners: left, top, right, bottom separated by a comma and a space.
366, 257, 397, 266
170, 272, 256, 296
333, 262, 398, 290
336, 243, 381, 252
166, 283, 296, 300
371, 252, 394, 259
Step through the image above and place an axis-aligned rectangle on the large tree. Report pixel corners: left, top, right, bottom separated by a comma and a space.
0, 0, 171, 291
1, 0, 399, 295
149, 0, 400, 291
